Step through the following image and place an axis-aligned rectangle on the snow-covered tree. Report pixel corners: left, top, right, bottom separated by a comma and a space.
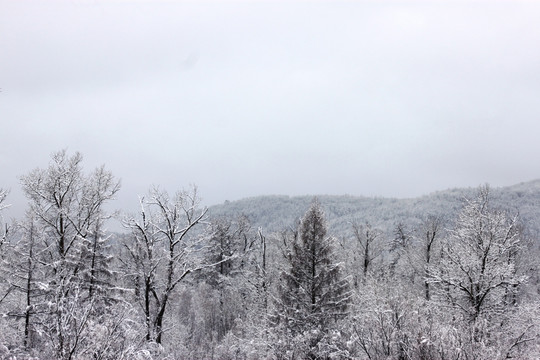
428, 185, 535, 358
388, 221, 413, 279
18, 150, 120, 359
418, 215, 443, 300
202, 215, 252, 283
274, 199, 351, 359
349, 221, 385, 286
350, 277, 426, 360
0, 188, 8, 247
429, 186, 524, 321
123, 186, 207, 345
4, 215, 43, 351
202, 216, 254, 337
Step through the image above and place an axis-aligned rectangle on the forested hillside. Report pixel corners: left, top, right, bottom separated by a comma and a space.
1, 151, 539, 359
209, 180, 540, 237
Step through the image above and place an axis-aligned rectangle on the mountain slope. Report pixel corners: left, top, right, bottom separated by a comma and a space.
208, 180, 540, 238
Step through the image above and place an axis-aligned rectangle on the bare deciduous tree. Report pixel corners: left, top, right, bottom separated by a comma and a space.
123, 186, 207, 344
351, 221, 384, 285
19, 150, 120, 359
428, 186, 532, 357
418, 215, 443, 301
0, 189, 9, 248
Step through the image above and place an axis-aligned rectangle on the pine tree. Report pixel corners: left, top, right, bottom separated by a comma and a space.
275, 199, 350, 359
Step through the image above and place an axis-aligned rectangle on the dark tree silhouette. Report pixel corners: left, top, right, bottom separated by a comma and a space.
275, 199, 350, 359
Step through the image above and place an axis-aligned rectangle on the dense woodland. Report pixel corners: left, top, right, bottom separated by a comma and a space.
0, 150, 539, 359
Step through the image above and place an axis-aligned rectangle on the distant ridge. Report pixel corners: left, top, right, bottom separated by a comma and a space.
208, 180, 540, 238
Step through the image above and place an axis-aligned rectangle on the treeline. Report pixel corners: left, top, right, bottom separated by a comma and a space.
0, 150, 539, 359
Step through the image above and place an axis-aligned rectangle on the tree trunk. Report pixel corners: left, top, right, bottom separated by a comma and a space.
24, 223, 35, 349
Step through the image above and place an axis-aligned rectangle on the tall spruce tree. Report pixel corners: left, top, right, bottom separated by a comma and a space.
275, 199, 350, 359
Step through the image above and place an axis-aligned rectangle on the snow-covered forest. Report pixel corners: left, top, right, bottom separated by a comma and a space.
1, 150, 539, 359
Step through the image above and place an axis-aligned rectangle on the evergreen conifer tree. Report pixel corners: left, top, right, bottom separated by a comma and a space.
275, 199, 350, 359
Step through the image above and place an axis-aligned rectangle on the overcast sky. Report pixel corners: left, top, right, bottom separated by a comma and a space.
1, 0, 540, 219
